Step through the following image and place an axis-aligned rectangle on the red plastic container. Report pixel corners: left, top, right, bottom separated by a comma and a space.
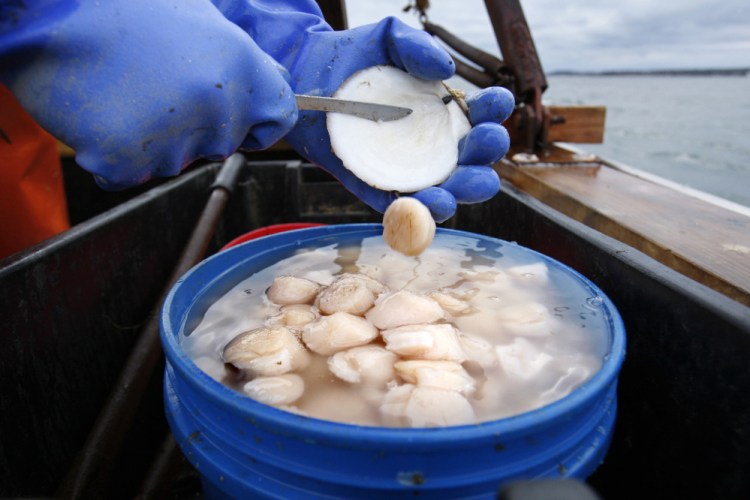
221, 223, 325, 251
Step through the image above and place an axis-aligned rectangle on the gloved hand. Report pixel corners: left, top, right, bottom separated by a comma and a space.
0, 0, 297, 189
415, 88, 514, 221
283, 21, 515, 223
215, 1, 514, 222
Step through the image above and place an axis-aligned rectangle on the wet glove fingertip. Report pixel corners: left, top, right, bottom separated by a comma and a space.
412, 187, 457, 223
466, 87, 516, 125
440, 166, 501, 204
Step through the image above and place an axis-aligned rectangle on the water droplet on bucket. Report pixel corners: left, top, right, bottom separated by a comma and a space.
397, 471, 425, 486
585, 297, 603, 309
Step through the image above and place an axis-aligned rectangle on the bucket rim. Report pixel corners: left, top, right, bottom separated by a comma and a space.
161, 223, 626, 447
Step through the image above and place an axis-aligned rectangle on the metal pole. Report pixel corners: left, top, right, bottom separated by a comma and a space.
484, 0, 547, 150
483, 0, 547, 99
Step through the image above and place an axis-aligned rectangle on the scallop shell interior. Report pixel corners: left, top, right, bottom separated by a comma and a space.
327, 65, 471, 192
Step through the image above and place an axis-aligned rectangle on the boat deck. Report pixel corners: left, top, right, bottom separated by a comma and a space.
498, 145, 750, 306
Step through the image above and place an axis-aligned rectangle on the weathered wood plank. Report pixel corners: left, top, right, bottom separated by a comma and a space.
498, 146, 750, 306
546, 105, 606, 143
506, 105, 606, 145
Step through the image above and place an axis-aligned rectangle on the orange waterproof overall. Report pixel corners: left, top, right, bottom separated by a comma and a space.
0, 84, 70, 260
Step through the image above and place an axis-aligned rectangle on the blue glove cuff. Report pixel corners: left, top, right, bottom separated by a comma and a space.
2, 0, 299, 190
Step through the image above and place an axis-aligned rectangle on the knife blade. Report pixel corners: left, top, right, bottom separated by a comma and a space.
295, 95, 413, 122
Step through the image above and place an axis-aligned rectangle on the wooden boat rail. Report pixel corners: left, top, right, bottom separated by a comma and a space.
497, 144, 750, 306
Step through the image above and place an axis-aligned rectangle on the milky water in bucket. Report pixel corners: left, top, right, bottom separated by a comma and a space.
161, 224, 625, 498
182, 230, 608, 427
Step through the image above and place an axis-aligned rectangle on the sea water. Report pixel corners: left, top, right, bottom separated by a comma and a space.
544, 75, 750, 208
183, 233, 609, 427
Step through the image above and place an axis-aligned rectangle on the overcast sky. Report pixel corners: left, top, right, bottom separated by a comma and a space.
345, 0, 750, 72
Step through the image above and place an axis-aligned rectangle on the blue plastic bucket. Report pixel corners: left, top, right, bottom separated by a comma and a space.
160, 224, 625, 499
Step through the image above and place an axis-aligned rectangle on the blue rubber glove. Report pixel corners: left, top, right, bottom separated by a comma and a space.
0, 0, 297, 189
214, 0, 515, 223
435, 88, 515, 208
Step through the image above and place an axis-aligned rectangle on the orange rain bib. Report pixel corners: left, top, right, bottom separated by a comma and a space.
0, 84, 70, 260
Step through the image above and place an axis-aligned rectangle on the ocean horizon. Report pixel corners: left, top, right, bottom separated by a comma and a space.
543, 74, 750, 209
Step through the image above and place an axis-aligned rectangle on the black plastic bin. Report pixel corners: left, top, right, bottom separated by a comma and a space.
1, 158, 748, 499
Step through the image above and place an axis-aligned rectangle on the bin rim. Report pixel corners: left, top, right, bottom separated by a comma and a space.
161, 223, 626, 448
220, 223, 326, 251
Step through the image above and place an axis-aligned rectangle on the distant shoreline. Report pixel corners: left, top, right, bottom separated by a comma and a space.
549, 68, 749, 77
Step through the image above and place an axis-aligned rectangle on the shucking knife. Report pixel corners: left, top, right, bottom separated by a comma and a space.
295, 95, 413, 122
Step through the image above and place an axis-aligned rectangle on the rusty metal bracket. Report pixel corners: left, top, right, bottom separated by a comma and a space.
483, 0, 547, 152
483, 0, 547, 98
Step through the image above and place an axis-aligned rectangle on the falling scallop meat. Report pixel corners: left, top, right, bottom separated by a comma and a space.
382, 197, 436, 256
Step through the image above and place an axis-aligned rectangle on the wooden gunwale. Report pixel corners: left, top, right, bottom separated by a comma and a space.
496, 144, 750, 306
